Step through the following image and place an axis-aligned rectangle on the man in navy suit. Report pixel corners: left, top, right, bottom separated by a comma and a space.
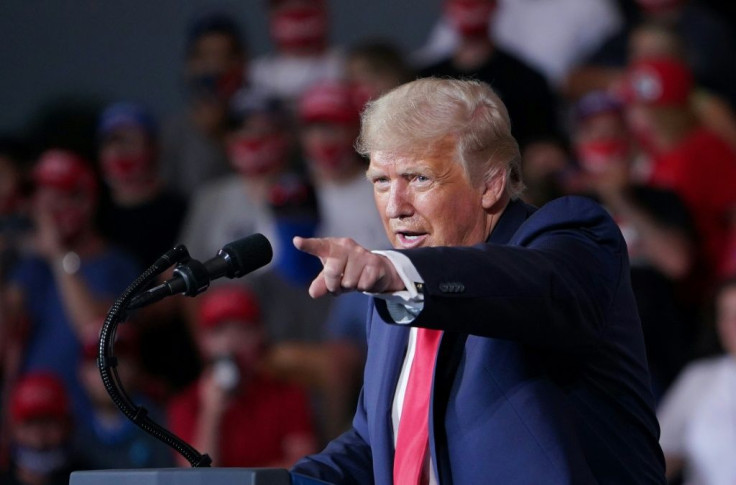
291, 78, 666, 484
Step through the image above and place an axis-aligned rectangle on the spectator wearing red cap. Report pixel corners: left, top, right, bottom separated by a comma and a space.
297, 81, 388, 251
1, 372, 85, 485
564, 0, 736, 109
73, 325, 174, 469
249, 0, 345, 111
621, 58, 736, 280
569, 89, 700, 397
1, 149, 139, 423
167, 285, 317, 468
179, 87, 333, 359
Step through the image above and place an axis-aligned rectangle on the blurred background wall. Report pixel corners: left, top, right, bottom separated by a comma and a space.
0, 0, 442, 135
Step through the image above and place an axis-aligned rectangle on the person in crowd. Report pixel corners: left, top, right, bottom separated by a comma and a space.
74, 325, 174, 469
570, 90, 699, 396
96, 102, 188, 268
167, 284, 317, 468
178, 88, 291, 262
1, 150, 139, 421
414, 0, 623, 88
657, 277, 736, 484
179, 86, 333, 355
159, 12, 246, 198
625, 20, 736, 151
249, 0, 345, 110
1, 372, 85, 485
418, 0, 559, 149
620, 57, 736, 281
297, 80, 387, 250
95, 102, 197, 397
564, 0, 736, 107
290, 77, 666, 484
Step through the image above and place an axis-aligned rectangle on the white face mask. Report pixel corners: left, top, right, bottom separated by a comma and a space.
14, 445, 70, 475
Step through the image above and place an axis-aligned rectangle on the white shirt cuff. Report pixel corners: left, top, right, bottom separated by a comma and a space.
367, 250, 425, 323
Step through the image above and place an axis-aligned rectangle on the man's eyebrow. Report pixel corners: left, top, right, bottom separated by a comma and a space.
365, 168, 384, 180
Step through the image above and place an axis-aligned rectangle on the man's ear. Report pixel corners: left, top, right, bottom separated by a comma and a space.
481, 168, 507, 210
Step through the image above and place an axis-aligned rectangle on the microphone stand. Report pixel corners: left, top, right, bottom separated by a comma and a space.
97, 244, 212, 468
83, 241, 329, 485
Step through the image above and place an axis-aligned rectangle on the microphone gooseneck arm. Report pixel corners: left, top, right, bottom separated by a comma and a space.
98, 244, 213, 467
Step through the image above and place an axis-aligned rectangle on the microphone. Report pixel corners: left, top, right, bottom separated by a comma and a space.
129, 234, 273, 309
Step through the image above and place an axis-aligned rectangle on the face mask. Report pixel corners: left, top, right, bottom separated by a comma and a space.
102, 153, 154, 186
188, 67, 243, 102
576, 138, 630, 174
307, 140, 353, 172
270, 5, 327, 52
13, 445, 70, 475
227, 134, 288, 176
445, 0, 495, 38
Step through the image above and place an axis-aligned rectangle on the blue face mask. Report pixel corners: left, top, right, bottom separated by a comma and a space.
13, 445, 70, 475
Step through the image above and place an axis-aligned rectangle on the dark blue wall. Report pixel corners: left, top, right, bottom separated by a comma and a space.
0, 0, 442, 135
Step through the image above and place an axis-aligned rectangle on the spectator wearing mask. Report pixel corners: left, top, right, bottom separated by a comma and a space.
415, 0, 622, 88
297, 81, 387, 250
418, 0, 559, 149
570, 90, 699, 396
2, 150, 139, 421
249, 0, 345, 110
159, 12, 247, 198
96, 102, 188, 268
657, 277, 736, 484
620, 58, 736, 281
167, 285, 317, 467
1, 372, 85, 485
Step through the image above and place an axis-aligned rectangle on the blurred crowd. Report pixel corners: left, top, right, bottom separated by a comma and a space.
1, 0, 735, 484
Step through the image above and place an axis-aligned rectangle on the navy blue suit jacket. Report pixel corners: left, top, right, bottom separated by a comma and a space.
293, 196, 666, 484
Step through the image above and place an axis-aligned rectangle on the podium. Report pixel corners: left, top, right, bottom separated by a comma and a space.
70, 468, 332, 485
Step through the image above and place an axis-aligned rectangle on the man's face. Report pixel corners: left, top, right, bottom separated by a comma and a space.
367, 144, 493, 249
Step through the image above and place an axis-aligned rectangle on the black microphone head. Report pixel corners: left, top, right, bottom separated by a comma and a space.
220, 234, 273, 278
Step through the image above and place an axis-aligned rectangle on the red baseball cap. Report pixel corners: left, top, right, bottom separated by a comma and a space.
198, 285, 261, 329
298, 81, 361, 125
10, 372, 70, 423
621, 58, 693, 107
32, 149, 98, 196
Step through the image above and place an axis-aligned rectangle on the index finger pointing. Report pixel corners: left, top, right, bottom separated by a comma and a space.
293, 236, 332, 259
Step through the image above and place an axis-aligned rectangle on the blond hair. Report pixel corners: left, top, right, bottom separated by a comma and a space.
356, 77, 524, 198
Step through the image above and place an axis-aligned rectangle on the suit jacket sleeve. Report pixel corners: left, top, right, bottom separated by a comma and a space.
375, 197, 628, 351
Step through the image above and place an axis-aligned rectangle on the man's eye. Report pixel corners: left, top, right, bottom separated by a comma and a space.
414, 175, 430, 183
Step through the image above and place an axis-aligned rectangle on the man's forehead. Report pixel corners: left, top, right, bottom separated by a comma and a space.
368, 147, 456, 172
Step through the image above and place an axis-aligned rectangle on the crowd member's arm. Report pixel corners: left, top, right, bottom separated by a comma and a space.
34, 210, 109, 336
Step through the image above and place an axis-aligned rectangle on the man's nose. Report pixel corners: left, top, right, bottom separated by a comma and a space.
385, 183, 412, 218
